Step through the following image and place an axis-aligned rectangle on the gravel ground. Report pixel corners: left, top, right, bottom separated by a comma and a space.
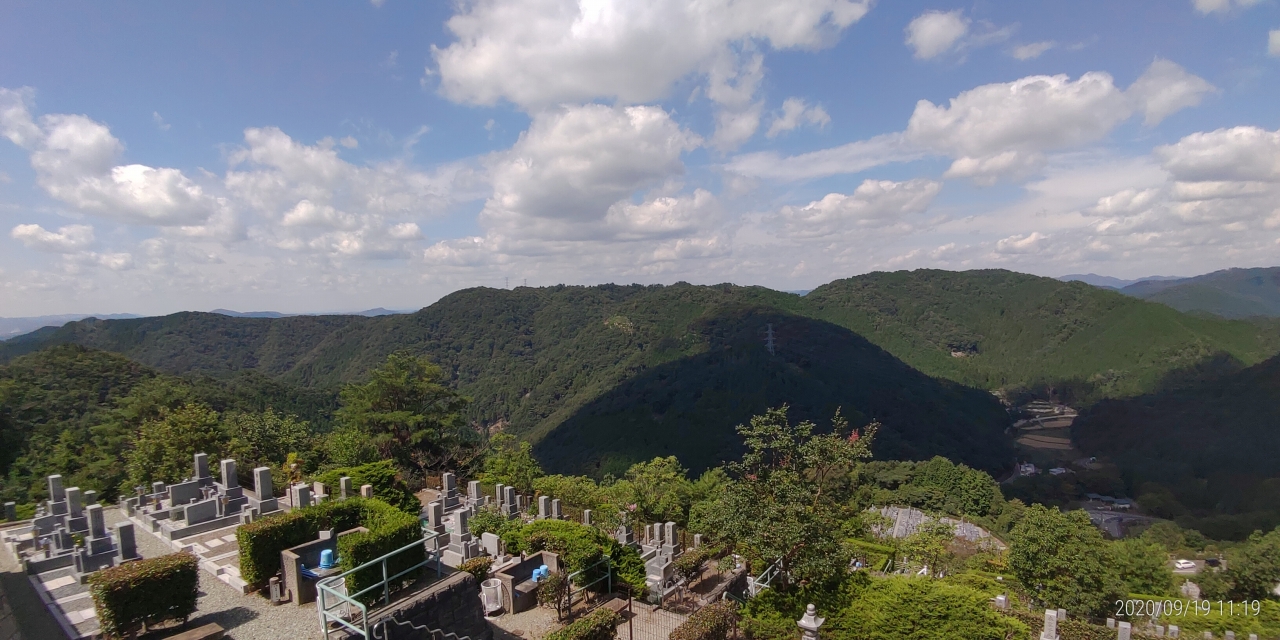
490, 605, 563, 640
105, 508, 331, 640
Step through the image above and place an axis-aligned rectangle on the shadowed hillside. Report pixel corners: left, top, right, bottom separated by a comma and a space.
535, 306, 1014, 477
1073, 353, 1280, 539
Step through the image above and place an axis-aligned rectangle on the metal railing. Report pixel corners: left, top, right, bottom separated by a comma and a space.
567, 556, 613, 612
317, 531, 445, 640
747, 558, 781, 597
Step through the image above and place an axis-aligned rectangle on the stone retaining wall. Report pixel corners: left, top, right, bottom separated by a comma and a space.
374, 572, 493, 640
0, 580, 23, 640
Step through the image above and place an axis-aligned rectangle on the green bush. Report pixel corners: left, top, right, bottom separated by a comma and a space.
235, 498, 364, 588
337, 500, 424, 606
315, 460, 419, 515
88, 552, 198, 639
458, 556, 493, 584
671, 601, 739, 640
235, 497, 416, 591
546, 607, 619, 640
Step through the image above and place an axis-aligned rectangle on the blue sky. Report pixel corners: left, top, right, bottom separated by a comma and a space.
1, 0, 1278, 315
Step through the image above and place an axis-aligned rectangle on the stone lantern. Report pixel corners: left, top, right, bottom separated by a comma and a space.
798, 604, 824, 640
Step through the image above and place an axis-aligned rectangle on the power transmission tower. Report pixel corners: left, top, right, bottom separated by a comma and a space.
505, 276, 509, 289
765, 323, 775, 355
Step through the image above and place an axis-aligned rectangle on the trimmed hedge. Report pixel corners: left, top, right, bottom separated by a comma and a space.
236, 497, 422, 596
546, 607, 620, 640
671, 601, 740, 640
88, 552, 199, 639
315, 460, 419, 515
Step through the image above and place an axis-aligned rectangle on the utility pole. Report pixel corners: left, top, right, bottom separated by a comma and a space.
765, 323, 776, 355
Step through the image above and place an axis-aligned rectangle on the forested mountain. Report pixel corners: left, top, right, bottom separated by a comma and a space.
806, 270, 1280, 404
4, 269, 1278, 481
1121, 267, 1280, 319
1074, 353, 1280, 539
0, 345, 336, 503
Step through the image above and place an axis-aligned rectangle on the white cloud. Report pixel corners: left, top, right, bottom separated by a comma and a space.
1127, 58, 1217, 126
1270, 29, 1280, 56
432, 0, 871, 110
707, 50, 766, 150
905, 10, 969, 59
779, 178, 942, 237
1192, 0, 1261, 14
766, 98, 831, 138
0, 89, 222, 225
995, 231, 1049, 254
152, 112, 171, 131
10, 223, 95, 253
480, 104, 700, 240
1011, 41, 1055, 60
1154, 126, 1280, 182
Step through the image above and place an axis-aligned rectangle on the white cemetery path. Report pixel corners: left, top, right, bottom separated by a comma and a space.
3, 506, 330, 639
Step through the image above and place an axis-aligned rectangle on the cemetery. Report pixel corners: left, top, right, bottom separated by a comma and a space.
4, 454, 1255, 640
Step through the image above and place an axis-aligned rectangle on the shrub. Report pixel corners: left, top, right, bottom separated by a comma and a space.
315, 460, 419, 515
458, 556, 494, 584
671, 601, 740, 640
469, 503, 518, 538
538, 571, 571, 620
236, 497, 416, 592
235, 498, 364, 587
503, 520, 605, 575
88, 552, 198, 639
337, 500, 424, 605
546, 607, 619, 640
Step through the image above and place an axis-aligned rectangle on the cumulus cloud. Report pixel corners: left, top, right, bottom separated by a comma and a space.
779, 178, 942, 237
432, 0, 871, 109
766, 98, 831, 138
905, 10, 969, 59
1011, 41, 1055, 60
0, 89, 222, 226
1127, 58, 1217, 125
481, 104, 700, 240
10, 223, 95, 253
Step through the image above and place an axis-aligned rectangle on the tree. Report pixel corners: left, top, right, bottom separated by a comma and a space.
224, 409, 310, 471
335, 353, 472, 474
692, 406, 876, 589
902, 520, 954, 578
537, 570, 571, 621
1223, 527, 1280, 600
1111, 538, 1174, 595
481, 433, 543, 494
828, 577, 1028, 640
616, 456, 693, 524
125, 403, 227, 487
1008, 504, 1124, 616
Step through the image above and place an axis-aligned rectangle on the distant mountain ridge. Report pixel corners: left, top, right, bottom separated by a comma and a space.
1057, 273, 1184, 290
1119, 267, 1280, 319
0, 314, 140, 341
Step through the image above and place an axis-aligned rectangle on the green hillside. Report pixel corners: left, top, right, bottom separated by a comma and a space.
806, 270, 1280, 404
1073, 353, 1280, 539
1122, 267, 1280, 319
0, 344, 336, 503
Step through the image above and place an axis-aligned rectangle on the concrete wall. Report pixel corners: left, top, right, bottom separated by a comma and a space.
375, 572, 492, 640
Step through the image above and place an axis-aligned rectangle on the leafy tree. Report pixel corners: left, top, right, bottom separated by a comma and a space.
1111, 538, 1174, 595
827, 577, 1028, 640
693, 406, 876, 589
125, 403, 227, 487
325, 425, 379, 468
537, 570, 571, 621
614, 456, 693, 524
1224, 527, 1280, 600
1007, 504, 1124, 616
335, 352, 472, 474
481, 433, 543, 494
224, 409, 311, 471
902, 520, 955, 578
